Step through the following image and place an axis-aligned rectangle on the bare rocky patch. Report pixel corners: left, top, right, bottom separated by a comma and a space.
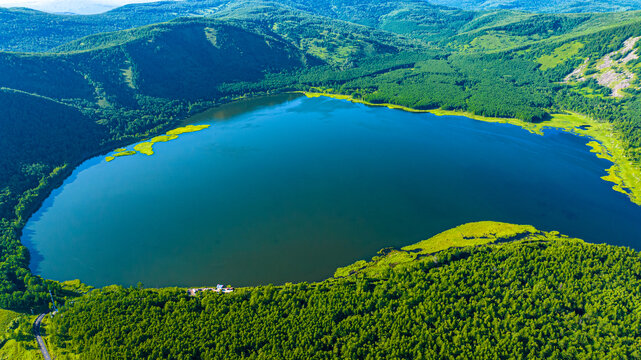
565, 36, 640, 97
564, 57, 589, 82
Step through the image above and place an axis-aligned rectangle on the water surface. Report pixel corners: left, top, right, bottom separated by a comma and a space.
23, 95, 641, 287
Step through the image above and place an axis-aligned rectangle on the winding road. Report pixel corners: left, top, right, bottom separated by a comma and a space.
33, 313, 52, 360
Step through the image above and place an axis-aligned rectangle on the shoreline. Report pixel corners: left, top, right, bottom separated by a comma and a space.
302, 91, 641, 206
105, 125, 211, 162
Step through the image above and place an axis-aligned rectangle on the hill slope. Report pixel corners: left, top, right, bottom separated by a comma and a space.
0, 0, 464, 52
428, 0, 641, 13
0, 89, 105, 215
0, 1, 228, 52
55, 18, 320, 101
2, 13, 412, 104
2, 0, 637, 53
0, 0, 640, 321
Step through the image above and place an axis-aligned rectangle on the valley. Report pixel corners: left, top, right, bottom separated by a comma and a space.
1, 0, 641, 358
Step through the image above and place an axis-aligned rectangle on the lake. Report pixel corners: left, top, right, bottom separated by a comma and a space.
22, 94, 641, 287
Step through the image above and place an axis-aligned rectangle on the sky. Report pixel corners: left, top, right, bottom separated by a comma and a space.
0, 0, 174, 14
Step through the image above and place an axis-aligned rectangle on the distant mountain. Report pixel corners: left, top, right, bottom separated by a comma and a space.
0, 1, 227, 52
0, 17, 327, 104
0, 0, 171, 15
0, 0, 639, 53
0, 0, 474, 52
2, 0, 638, 108
427, 0, 641, 13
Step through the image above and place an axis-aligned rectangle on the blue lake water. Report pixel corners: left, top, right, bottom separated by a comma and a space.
22, 95, 641, 287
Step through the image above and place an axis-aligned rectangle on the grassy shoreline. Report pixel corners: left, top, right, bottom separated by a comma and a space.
334, 221, 578, 278
303, 92, 641, 206
105, 124, 210, 162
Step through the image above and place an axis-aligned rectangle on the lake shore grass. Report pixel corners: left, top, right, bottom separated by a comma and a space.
105, 150, 137, 162
106, 124, 210, 160
333, 221, 578, 278
303, 92, 641, 206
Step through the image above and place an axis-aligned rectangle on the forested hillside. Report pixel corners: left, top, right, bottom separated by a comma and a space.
0, 1, 229, 52
0, 89, 104, 209
1, 0, 641, 309
428, 0, 641, 13
2, 0, 638, 53
3, 0, 635, 53
0, 89, 106, 310
0, 1, 640, 356
46, 223, 641, 359
0, 0, 468, 52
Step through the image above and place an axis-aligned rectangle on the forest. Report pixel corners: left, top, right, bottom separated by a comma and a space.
0, 0, 640, 310
0, 0, 640, 357
428, 0, 641, 13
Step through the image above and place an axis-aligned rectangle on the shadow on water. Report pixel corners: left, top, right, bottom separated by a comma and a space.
184, 93, 303, 125
21, 228, 44, 273
22, 156, 103, 273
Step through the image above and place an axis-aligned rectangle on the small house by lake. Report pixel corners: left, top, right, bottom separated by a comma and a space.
188, 284, 234, 296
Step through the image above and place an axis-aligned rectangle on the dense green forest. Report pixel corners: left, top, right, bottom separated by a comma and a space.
0, 0, 468, 52
0, 0, 640, 312
0, 0, 641, 357
46, 223, 641, 359
429, 0, 641, 13
2, 0, 640, 52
